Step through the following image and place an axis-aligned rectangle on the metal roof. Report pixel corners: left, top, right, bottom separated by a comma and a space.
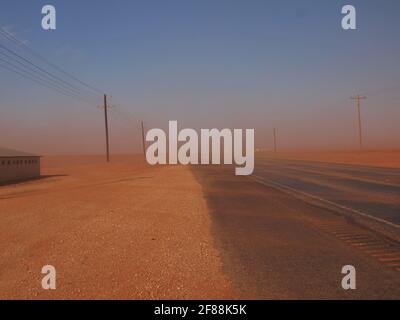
0, 147, 40, 158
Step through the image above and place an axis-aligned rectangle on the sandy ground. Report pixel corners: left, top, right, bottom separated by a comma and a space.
1, 153, 399, 300
0, 155, 236, 299
262, 150, 400, 168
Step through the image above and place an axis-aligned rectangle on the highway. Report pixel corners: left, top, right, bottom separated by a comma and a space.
192, 158, 400, 299
254, 157, 400, 227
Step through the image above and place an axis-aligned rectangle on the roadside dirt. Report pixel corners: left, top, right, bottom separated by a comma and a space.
0, 156, 236, 299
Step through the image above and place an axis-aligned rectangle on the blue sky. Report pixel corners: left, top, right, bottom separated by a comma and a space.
0, 0, 400, 154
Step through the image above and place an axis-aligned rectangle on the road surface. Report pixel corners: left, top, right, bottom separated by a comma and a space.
255, 157, 400, 226
191, 158, 400, 299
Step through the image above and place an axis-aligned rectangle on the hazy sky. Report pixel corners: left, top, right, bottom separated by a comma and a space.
0, 0, 400, 155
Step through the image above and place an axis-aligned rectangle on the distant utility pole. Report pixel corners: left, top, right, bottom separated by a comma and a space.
273, 128, 278, 153
103, 94, 111, 162
350, 95, 367, 150
141, 121, 146, 158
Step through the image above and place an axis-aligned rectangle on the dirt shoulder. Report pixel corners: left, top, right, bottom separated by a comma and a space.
0, 156, 235, 299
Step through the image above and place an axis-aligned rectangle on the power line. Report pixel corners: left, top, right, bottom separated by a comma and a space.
141, 121, 146, 158
107, 98, 143, 131
0, 52, 96, 104
0, 60, 94, 104
102, 94, 111, 162
0, 43, 97, 100
0, 27, 103, 95
0, 30, 102, 105
350, 95, 367, 150
0, 28, 123, 163
0, 51, 96, 103
273, 128, 277, 153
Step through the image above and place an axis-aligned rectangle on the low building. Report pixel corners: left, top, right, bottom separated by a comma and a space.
0, 147, 41, 183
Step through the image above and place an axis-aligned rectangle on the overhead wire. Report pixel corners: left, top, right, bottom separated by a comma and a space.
0, 27, 104, 96
0, 28, 103, 105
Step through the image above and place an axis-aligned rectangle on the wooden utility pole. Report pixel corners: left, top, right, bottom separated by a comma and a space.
103, 94, 110, 162
350, 95, 366, 150
141, 121, 146, 157
273, 128, 277, 153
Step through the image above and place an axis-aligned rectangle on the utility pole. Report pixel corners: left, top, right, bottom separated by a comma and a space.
103, 94, 110, 162
141, 121, 146, 158
350, 95, 366, 151
273, 128, 277, 153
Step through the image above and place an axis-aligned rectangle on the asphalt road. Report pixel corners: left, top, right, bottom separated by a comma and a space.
191, 159, 400, 299
255, 157, 400, 226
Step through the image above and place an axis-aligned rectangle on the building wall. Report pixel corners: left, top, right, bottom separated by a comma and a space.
0, 157, 41, 183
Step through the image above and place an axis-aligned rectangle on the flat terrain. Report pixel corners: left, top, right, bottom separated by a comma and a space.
0, 156, 235, 299
1, 153, 399, 299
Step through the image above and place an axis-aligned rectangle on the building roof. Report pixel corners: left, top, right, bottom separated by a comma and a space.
0, 147, 40, 158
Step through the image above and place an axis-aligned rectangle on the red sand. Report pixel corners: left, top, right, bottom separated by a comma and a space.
0, 155, 236, 299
